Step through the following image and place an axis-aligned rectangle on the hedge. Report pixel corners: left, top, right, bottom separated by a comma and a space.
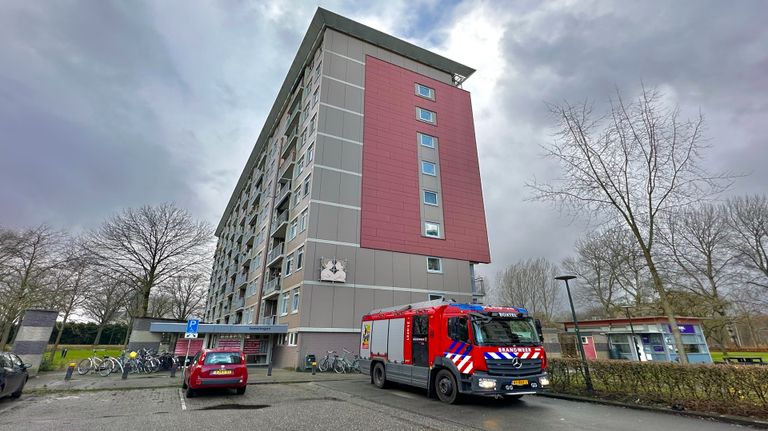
547, 358, 768, 419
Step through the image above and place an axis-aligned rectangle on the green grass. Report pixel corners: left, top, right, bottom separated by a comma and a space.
710, 351, 768, 363
44, 345, 123, 370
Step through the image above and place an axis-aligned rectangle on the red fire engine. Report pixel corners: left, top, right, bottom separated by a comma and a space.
359, 299, 549, 403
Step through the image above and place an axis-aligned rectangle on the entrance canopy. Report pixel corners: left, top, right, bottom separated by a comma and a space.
149, 322, 288, 334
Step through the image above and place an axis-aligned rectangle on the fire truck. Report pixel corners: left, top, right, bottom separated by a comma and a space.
359, 299, 549, 404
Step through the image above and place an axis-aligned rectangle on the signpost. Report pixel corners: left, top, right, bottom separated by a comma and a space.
182, 319, 200, 381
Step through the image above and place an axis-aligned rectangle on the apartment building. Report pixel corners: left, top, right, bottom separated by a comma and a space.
204, 8, 491, 368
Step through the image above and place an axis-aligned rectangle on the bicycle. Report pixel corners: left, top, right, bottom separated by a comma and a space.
76, 349, 110, 375
318, 350, 338, 372
334, 349, 361, 374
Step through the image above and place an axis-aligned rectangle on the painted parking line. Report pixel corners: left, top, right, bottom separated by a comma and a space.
178, 388, 187, 411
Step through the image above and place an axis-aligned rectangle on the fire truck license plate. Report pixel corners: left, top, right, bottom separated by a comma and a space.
511, 379, 529, 386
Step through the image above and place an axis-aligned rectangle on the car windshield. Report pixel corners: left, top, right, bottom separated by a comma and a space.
204, 352, 241, 365
472, 318, 539, 346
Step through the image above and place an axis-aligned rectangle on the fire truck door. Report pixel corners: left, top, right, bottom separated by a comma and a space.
412, 315, 429, 367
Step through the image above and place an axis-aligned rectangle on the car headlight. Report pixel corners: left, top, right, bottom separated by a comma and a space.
539, 376, 550, 386
478, 378, 497, 390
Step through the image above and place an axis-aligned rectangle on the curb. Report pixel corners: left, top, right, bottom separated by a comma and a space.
538, 392, 768, 429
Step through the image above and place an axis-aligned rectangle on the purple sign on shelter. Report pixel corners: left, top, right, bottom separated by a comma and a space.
667, 324, 696, 334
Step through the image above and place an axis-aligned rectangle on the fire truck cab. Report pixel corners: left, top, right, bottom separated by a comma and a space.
359, 299, 549, 404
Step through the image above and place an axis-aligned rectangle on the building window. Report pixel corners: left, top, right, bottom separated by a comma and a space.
418, 133, 436, 149
428, 293, 444, 301
423, 190, 438, 206
291, 289, 300, 313
301, 128, 307, 146
303, 174, 312, 196
307, 144, 315, 163
293, 186, 302, 206
416, 107, 436, 124
296, 246, 304, 270
296, 156, 304, 177
288, 218, 298, 240
425, 222, 440, 238
299, 209, 308, 232
415, 83, 435, 100
281, 293, 290, 315
427, 257, 443, 273
313, 88, 319, 106
310, 114, 316, 133
288, 332, 299, 346
284, 253, 294, 276
421, 161, 436, 176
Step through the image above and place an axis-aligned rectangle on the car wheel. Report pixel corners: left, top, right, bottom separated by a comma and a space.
434, 369, 459, 404
372, 362, 389, 389
185, 386, 196, 398
10, 379, 26, 399
236, 386, 246, 395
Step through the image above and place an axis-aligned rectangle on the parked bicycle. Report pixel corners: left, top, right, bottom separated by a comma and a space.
76, 349, 111, 375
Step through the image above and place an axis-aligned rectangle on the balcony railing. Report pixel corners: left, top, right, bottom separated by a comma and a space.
260, 315, 277, 325
263, 277, 280, 296
274, 182, 292, 206
235, 272, 248, 287
234, 297, 245, 310
271, 211, 288, 233
267, 243, 284, 264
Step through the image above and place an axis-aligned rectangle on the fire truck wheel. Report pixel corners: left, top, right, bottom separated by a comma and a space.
372, 362, 389, 388
434, 369, 459, 404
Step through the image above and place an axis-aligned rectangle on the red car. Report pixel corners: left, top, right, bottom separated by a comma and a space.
182, 348, 248, 397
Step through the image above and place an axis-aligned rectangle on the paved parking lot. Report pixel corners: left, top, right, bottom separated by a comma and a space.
1, 378, 761, 430
0, 382, 461, 431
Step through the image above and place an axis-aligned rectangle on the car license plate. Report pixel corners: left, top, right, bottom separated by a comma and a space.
511, 379, 529, 386
213, 370, 233, 375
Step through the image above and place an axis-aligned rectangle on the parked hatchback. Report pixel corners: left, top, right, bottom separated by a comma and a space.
0, 353, 30, 399
182, 348, 247, 397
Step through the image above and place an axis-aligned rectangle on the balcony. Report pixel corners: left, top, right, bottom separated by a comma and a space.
284, 109, 302, 138
274, 182, 292, 208
235, 272, 248, 288
262, 278, 280, 298
278, 153, 296, 180
234, 296, 245, 310
249, 189, 262, 208
260, 315, 277, 325
266, 243, 284, 267
270, 211, 289, 238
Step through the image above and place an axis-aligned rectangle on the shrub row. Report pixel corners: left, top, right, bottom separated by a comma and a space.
547, 358, 768, 419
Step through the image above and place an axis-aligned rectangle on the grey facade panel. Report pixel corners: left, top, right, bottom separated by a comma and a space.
19, 309, 57, 328
331, 286, 355, 328
12, 340, 48, 355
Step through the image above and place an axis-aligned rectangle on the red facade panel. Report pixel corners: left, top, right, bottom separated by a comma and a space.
360, 56, 491, 263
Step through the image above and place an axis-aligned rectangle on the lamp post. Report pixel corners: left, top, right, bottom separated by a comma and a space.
556, 275, 593, 393
621, 305, 642, 361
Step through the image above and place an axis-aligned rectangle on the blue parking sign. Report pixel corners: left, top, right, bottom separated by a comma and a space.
185, 319, 199, 339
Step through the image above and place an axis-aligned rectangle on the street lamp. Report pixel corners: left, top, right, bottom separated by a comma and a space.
620, 305, 642, 361
556, 275, 594, 393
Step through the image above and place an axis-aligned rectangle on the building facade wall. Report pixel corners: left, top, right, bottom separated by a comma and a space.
205, 22, 487, 370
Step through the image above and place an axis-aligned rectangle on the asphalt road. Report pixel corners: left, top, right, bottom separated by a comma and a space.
0, 380, 758, 430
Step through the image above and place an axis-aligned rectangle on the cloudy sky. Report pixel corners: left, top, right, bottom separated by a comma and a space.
1, 0, 766, 283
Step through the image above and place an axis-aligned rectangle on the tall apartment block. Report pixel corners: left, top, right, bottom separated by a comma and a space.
204, 8, 491, 368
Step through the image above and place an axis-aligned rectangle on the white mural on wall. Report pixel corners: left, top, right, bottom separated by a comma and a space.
320, 258, 347, 283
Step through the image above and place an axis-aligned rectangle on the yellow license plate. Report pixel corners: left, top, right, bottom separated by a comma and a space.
213, 370, 233, 375
511, 379, 529, 386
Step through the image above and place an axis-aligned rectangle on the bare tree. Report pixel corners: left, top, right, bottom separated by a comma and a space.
49, 245, 93, 360
530, 86, 732, 363
726, 195, 768, 289
81, 277, 130, 346
496, 258, 561, 322
165, 274, 207, 320
563, 230, 622, 316
0, 226, 67, 350
83, 203, 213, 318
661, 204, 740, 350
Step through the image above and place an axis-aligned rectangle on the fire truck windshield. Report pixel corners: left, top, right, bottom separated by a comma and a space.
471, 318, 539, 346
